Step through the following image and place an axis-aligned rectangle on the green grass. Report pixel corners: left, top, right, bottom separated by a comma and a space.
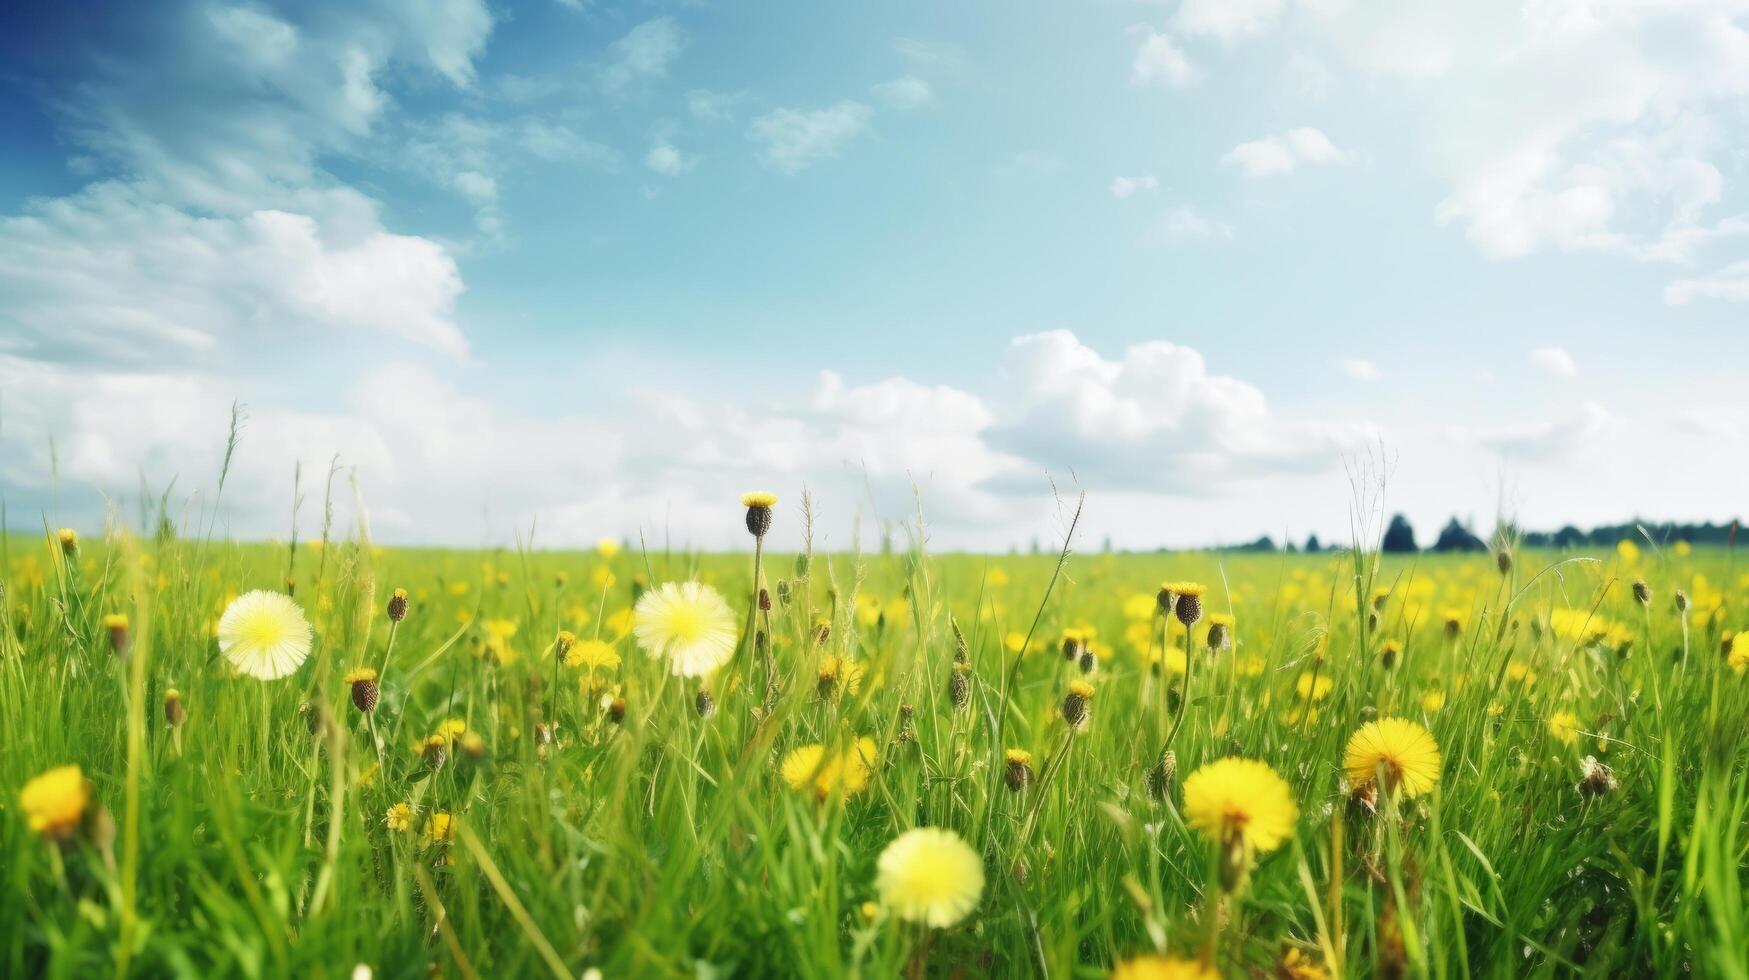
1, 519, 1745, 978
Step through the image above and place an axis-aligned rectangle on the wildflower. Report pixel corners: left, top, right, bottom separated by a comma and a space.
1548, 709, 1581, 746
19, 765, 91, 840
164, 688, 185, 727
694, 688, 716, 718
419, 735, 448, 769
1295, 672, 1333, 701
1420, 690, 1446, 713
56, 527, 78, 555
1062, 679, 1095, 728
1061, 627, 1087, 661
1379, 638, 1400, 670
554, 630, 577, 662
632, 581, 738, 678
1155, 582, 1176, 615
817, 655, 865, 699
1169, 582, 1206, 626
1145, 748, 1177, 802
606, 696, 626, 724
1204, 612, 1234, 650
1495, 548, 1512, 575
597, 537, 622, 558
1109, 955, 1218, 980
781, 738, 878, 801
387, 587, 409, 622
1726, 633, 1749, 675
385, 802, 414, 832
741, 491, 776, 539
1003, 749, 1034, 791
459, 731, 487, 761
102, 613, 130, 657
423, 812, 455, 844
218, 590, 314, 680
1578, 756, 1617, 797
344, 667, 379, 713
1182, 758, 1297, 889
1278, 947, 1329, 980
1343, 718, 1441, 798
948, 663, 972, 710
875, 827, 984, 928
565, 638, 620, 671
1632, 580, 1651, 605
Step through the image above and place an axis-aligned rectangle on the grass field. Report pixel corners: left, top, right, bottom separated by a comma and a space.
2, 499, 1746, 978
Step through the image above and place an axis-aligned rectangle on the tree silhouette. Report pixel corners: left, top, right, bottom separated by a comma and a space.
1382, 514, 1418, 553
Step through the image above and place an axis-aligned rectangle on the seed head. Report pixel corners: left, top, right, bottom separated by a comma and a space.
1495, 549, 1512, 575
387, 588, 409, 623
1061, 680, 1095, 729
1632, 580, 1650, 605
56, 528, 78, 556
1577, 755, 1618, 798
1003, 749, 1035, 792
1171, 583, 1206, 627
102, 613, 130, 658
164, 689, 186, 727
695, 688, 716, 719
344, 667, 380, 713
740, 492, 776, 538
948, 663, 971, 710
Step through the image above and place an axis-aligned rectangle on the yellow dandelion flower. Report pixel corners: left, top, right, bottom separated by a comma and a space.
423, 812, 455, 843
1727, 633, 1749, 675
385, 802, 414, 832
1548, 709, 1581, 746
217, 590, 313, 680
1295, 672, 1333, 701
342, 666, 378, 684
1421, 690, 1446, 712
565, 638, 620, 671
632, 581, 738, 678
1343, 718, 1441, 798
875, 827, 984, 928
818, 655, 865, 696
597, 537, 622, 558
1182, 757, 1298, 855
781, 738, 878, 801
19, 765, 90, 839
1109, 954, 1219, 980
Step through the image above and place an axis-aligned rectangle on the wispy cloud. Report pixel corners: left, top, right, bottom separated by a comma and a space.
748, 102, 873, 174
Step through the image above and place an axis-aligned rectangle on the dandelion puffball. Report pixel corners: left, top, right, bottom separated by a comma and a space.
875, 827, 984, 928
632, 581, 738, 678
218, 590, 314, 680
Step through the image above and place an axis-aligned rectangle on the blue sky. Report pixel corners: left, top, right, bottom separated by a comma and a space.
1, 0, 1746, 551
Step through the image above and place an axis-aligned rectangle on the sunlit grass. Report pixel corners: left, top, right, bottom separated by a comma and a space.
1, 510, 1745, 977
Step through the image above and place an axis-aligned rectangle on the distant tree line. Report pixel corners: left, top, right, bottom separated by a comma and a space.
1208, 515, 1740, 555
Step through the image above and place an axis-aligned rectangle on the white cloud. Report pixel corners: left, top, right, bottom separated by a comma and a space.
998, 150, 1063, 178
1222, 127, 1350, 178
1109, 175, 1159, 199
686, 89, 748, 122
1130, 27, 1195, 88
1291, 1, 1749, 263
748, 102, 874, 173
1664, 259, 1749, 304
598, 17, 684, 92
983, 331, 1375, 495
1530, 347, 1579, 378
645, 142, 696, 176
872, 76, 934, 110
1339, 358, 1381, 382
1287, 53, 1332, 101
1175, 0, 1284, 41
1154, 207, 1233, 241
0, 182, 468, 364
1445, 401, 1613, 462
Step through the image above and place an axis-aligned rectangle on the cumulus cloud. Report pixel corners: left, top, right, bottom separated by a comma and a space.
983, 331, 1376, 495
645, 141, 696, 176
1222, 128, 1349, 178
1664, 259, 1749, 305
1153, 207, 1233, 241
1530, 347, 1579, 378
1340, 358, 1381, 382
1292, 1, 1749, 262
1110, 175, 1159, 199
1175, 0, 1284, 42
1130, 27, 1194, 88
598, 17, 684, 92
748, 102, 873, 173
872, 76, 934, 110
1444, 401, 1613, 462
